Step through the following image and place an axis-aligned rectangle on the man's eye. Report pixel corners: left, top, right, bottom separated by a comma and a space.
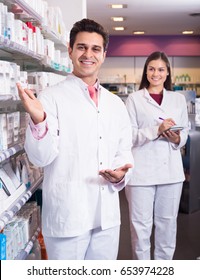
93, 48, 101, 52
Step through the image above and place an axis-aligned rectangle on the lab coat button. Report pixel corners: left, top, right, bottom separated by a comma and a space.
101, 187, 104, 190
100, 162, 102, 165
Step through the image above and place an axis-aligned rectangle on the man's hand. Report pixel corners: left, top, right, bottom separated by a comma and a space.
17, 83, 45, 124
99, 163, 133, 183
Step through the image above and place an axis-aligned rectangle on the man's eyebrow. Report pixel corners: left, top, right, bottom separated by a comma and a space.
76, 43, 102, 49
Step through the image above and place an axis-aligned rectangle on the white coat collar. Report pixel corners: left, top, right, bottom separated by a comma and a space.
142, 87, 168, 113
69, 73, 101, 91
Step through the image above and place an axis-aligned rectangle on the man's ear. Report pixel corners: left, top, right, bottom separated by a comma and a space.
68, 46, 72, 58
102, 51, 107, 62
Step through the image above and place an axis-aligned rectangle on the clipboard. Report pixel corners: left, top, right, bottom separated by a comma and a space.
169, 126, 184, 132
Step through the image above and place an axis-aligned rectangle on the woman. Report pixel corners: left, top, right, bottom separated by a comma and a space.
125, 51, 189, 260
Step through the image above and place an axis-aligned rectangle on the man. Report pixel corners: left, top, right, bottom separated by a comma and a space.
17, 18, 133, 260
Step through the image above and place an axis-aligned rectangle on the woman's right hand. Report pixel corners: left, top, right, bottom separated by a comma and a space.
17, 83, 45, 124
158, 118, 176, 135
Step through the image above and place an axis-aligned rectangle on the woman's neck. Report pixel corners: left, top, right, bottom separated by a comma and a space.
148, 86, 163, 94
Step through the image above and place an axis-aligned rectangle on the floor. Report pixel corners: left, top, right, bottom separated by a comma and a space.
117, 188, 200, 260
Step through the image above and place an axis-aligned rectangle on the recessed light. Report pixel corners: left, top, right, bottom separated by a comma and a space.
182, 30, 194, 34
133, 31, 145, 35
108, 4, 128, 9
113, 27, 125, 31
111, 17, 124, 22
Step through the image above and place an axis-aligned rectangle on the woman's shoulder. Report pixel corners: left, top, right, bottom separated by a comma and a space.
165, 89, 186, 100
128, 88, 145, 99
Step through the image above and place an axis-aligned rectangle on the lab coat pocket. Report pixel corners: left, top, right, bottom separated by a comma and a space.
53, 181, 87, 223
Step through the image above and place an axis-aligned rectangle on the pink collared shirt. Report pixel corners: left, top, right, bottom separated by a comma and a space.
29, 116, 48, 140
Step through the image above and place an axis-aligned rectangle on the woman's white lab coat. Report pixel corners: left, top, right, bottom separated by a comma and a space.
24, 74, 133, 237
125, 88, 188, 186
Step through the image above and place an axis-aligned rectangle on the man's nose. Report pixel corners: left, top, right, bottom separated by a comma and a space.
84, 48, 93, 57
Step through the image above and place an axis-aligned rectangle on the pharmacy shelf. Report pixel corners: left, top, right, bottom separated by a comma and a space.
4, 0, 43, 24
42, 56, 69, 75
0, 143, 24, 164
0, 35, 68, 75
41, 25, 68, 52
0, 176, 43, 231
4, 0, 68, 50
0, 99, 24, 113
174, 82, 200, 85
0, 35, 43, 61
15, 227, 40, 260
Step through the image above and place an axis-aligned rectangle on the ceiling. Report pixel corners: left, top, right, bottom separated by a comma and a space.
86, 0, 200, 36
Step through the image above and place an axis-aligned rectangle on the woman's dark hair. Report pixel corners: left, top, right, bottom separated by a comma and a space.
139, 51, 172, 90
69, 18, 109, 51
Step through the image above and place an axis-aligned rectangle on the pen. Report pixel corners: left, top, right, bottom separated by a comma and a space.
159, 117, 165, 121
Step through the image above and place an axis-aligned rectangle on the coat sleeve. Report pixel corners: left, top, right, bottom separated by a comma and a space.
110, 101, 134, 191
171, 94, 189, 150
24, 90, 59, 167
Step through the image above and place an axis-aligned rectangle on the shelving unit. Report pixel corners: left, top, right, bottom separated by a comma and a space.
0, 0, 70, 260
0, 34, 68, 75
3, 0, 43, 24
15, 227, 40, 260
0, 0, 69, 75
0, 143, 24, 163
0, 176, 43, 231
174, 83, 200, 96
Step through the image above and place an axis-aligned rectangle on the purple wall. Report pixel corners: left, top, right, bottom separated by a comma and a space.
106, 35, 200, 57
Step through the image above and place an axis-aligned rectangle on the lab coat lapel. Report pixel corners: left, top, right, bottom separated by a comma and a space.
143, 88, 166, 121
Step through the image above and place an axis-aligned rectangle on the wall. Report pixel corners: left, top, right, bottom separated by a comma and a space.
106, 35, 200, 57
99, 56, 200, 94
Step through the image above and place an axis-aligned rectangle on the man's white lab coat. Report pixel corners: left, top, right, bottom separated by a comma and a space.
25, 74, 133, 237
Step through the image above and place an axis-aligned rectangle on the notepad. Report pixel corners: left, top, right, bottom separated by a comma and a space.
169, 126, 184, 131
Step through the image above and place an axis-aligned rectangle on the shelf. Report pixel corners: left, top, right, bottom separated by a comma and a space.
0, 143, 24, 164
0, 99, 24, 113
4, 0, 43, 24
15, 227, 40, 260
41, 56, 69, 75
0, 35, 69, 75
2, 0, 68, 52
0, 176, 43, 231
174, 82, 200, 85
41, 25, 68, 52
0, 35, 43, 61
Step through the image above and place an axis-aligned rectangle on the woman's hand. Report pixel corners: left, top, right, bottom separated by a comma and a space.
158, 118, 176, 135
162, 129, 180, 144
17, 83, 45, 124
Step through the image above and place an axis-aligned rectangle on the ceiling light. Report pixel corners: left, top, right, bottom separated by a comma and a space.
108, 4, 127, 9
182, 30, 194, 34
113, 27, 125, 31
111, 17, 124, 22
133, 31, 145, 35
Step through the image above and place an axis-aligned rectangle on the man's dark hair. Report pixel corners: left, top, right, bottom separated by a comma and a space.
69, 18, 109, 51
139, 51, 172, 90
